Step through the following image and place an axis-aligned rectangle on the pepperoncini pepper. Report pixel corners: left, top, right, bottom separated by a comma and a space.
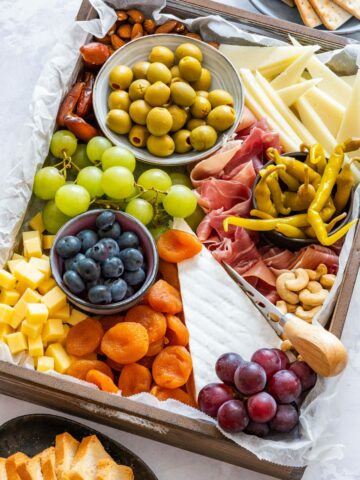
308, 144, 327, 174
305, 212, 347, 238
275, 224, 307, 239
223, 213, 309, 232
250, 209, 274, 220
254, 165, 281, 217
334, 159, 358, 214
283, 165, 316, 211
266, 169, 291, 216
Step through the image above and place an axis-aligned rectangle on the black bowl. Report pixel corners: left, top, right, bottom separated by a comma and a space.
252, 152, 353, 251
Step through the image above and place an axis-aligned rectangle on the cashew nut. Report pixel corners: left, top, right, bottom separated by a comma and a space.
305, 264, 328, 281
299, 288, 328, 306
276, 272, 299, 304
295, 305, 322, 322
307, 281, 322, 293
285, 268, 309, 291
302, 303, 316, 311
285, 302, 297, 313
320, 274, 336, 289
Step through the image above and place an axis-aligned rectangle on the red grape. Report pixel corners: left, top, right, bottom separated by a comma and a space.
234, 362, 266, 396
268, 370, 302, 403
251, 348, 282, 380
247, 392, 277, 423
245, 420, 270, 437
215, 352, 244, 385
289, 361, 317, 391
198, 383, 234, 418
269, 404, 299, 433
217, 399, 249, 433
272, 348, 290, 370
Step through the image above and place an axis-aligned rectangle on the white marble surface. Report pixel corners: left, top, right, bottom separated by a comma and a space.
1, 1, 360, 479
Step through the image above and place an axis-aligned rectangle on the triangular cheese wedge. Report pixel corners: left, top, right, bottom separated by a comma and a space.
341, 75, 357, 87
278, 78, 322, 106
173, 219, 281, 395
271, 46, 319, 90
337, 71, 360, 159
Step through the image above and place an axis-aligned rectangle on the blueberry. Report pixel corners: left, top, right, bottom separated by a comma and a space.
76, 257, 101, 281
63, 270, 85, 294
98, 221, 121, 239
124, 285, 135, 299
102, 257, 124, 278
98, 238, 120, 258
88, 242, 108, 262
123, 268, 145, 286
56, 236, 82, 259
110, 278, 128, 301
64, 253, 86, 272
85, 248, 92, 258
88, 285, 112, 304
118, 231, 140, 249
96, 211, 115, 230
77, 229, 98, 252
119, 248, 144, 271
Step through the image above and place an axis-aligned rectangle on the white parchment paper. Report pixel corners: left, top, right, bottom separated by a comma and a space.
0, 0, 359, 468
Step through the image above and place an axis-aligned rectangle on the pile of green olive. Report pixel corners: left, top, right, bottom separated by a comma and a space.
106, 42, 236, 157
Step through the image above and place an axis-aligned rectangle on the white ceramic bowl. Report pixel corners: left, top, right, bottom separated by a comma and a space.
93, 34, 244, 166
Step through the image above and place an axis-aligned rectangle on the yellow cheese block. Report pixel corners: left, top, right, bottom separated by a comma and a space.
15, 280, 28, 295
37, 355, 55, 372
6, 332, 27, 354
43, 235, 55, 250
0, 289, 20, 306
271, 46, 319, 90
28, 257, 50, 278
29, 212, 45, 233
42, 286, 67, 315
45, 343, 71, 373
0, 269, 16, 290
53, 304, 70, 321
42, 319, 64, 344
0, 304, 14, 326
13, 261, 45, 290
38, 277, 56, 295
7, 260, 23, 276
22, 231, 41, 242
21, 320, 43, 339
67, 308, 88, 326
13, 288, 42, 321
26, 303, 49, 325
28, 335, 44, 357
277, 78, 321, 107
59, 324, 70, 346
337, 71, 360, 158
23, 237, 42, 259
0, 323, 13, 340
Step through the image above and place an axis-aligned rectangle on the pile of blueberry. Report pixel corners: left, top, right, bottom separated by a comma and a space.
55, 211, 146, 304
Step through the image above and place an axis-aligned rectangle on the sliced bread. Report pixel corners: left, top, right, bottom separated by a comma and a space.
55, 433, 79, 480
96, 458, 134, 480
67, 436, 111, 480
0, 458, 7, 480
39, 448, 56, 480
16, 454, 43, 480
5, 453, 29, 480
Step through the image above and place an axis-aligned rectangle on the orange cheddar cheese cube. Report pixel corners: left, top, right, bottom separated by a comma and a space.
37, 277, 56, 295
26, 303, 48, 325
13, 261, 45, 289
42, 235, 55, 250
0, 304, 15, 326
42, 286, 67, 315
28, 257, 50, 278
42, 319, 64, 344
0, 323, 13, 340
28, 335, 44, 357
37, 356, 54, 372
0, 269, 16, 290
45, 343, 71, 373
23, 237, 42, 259
6, 332, 27, 354
13, 288, 42, 321
29, 212, 45, 233
52, 304, 70, 321
21, 320, 43, 339
0, 289, 20, 306
67, 309, 88, 326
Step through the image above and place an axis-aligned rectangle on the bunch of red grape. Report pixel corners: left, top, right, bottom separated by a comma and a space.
198, 348, 317, 436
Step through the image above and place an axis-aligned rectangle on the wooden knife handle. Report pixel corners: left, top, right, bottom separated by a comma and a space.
283, 315, 348, 377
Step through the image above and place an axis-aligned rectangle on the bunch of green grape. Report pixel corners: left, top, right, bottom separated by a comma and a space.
33, 130, 203, 236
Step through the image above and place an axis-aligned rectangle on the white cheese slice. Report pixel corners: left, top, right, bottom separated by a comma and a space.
173, 219, 281, 395
341, 75, 357, 87
278, 78, 322, 106
337, 71, 360, 159
271, 46, 319, 90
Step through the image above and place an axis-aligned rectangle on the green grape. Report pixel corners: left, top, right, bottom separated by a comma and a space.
33, 167, 65, 200
137, 169, 172, 203
125, 198, 154, 225
86, 136, 112, 162
162, 185, 197, 218
42, 200, 71, 234
149, 225, 169, 240
101, 146, 136, 172
55, 184, 91, 217
77, 166, 104, 199
50, 130, 77, 158
101, 166, 135, 200
126, 185, 141, 201
72, 144, 92, 170
169, 172, 192, 189
185, 204, 205, 231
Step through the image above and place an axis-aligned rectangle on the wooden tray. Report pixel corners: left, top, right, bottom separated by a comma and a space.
0, 1, 358, 479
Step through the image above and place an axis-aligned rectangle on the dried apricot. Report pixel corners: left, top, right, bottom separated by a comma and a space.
147, 280, 182, 315
100, 314, 124, 332
67, 360, 114, 381
101, 322, 149, 364
125, 305, 166, 343
152, 346, 192, 389
157, 229, 202, 263
146, 337, 165, 357
86, 369, 118, 394
66, 318, 104, 357
166, 315, 189, 346
150, 385, 195, 406
118, 363, 152, 397
159, 259, 180, 289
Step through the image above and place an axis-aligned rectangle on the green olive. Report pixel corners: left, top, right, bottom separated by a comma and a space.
149, 46, 175, 68
147, 134, 175, 157
179, 56, 202, 82
196, 90, 209, 98
128, 79, 150, 101
109, 65, 133, 90
108, 90, 131, 111
207, 105, 236, 131
186, 118, 206, 131
208, 89, 234, 108
170, 76, 189, 85
170, 65, 180, 78
129, 99, 152, 125
146, 107, 173, 136
173, 129, 192, 153
170, 82, 196, 107
107, 109, 132, 134
167, 105, 188, 132
132, 61, 151, 80
144, 81, 171, 107
175, 43, 203, 62
190, 125, 217, 151
191, 68, 212, 91
147, 62, 172, 84
128, 125, 150, 148
190, 96, 212, 118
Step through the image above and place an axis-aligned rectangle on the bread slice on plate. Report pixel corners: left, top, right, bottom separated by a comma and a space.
0, 458, 8, 480
308, 0, 352, 29
95, 458, 134, 480
5, 453, 29, 480
67, 435, 111, 480
333, 0, 360, 19
55, 432, 80, 480
294, 0, 322, 27
16, 453, 43, 480
39, 448, 56, 480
